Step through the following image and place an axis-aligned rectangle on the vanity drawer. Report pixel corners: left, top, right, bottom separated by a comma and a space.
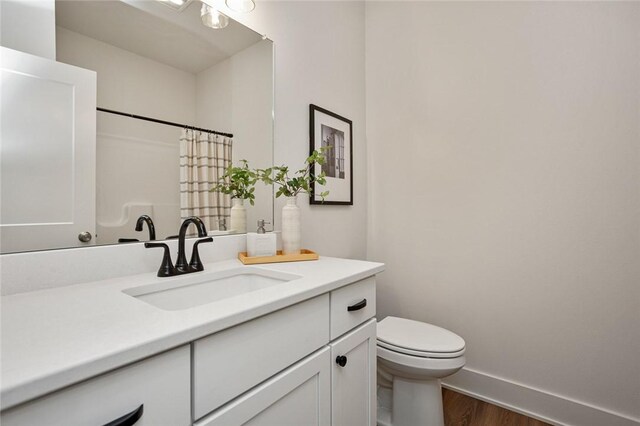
0, 346, 191, 426
193, 294, 330, 420
330, 277, 376, 339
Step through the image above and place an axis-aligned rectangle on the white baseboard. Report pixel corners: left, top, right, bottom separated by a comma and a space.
442, 367, 640, 426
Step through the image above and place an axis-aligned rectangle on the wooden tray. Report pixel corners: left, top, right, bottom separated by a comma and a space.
238, 249, 319, 265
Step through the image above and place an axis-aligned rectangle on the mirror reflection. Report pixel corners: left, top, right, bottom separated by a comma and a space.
0, 0, 274, 253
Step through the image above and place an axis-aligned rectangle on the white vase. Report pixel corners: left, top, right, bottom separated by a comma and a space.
281, 196, 301, 255
230, 198, 247, 233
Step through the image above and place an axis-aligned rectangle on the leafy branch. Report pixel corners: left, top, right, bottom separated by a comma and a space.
257, 149, 329, 201
210, 160, 257, 205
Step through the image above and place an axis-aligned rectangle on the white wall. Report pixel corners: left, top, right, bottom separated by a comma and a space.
56, 27, 194, 242
0, 0, 55, 59
197, 40, 274, 232
366, 2, 640, 424
219, 1, 367, 259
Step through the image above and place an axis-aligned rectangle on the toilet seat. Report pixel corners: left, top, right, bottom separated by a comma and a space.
377, 339, 465, 358
377, 316, 466, 359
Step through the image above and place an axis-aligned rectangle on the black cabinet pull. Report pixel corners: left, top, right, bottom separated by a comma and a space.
347, 299, 367, 312
103, 404, 143, 426
336, 355, 348, 367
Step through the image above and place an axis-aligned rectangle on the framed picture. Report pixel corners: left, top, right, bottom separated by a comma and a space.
309, 104, 353, 205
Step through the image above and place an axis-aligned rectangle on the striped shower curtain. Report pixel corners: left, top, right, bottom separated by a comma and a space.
179, 129, 232, 232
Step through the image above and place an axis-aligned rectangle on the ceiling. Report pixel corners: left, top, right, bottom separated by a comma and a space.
55, 0, 264, 74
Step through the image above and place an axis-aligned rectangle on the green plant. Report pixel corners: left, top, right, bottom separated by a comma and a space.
257, 149, 329, 201
210, 160, 257, 205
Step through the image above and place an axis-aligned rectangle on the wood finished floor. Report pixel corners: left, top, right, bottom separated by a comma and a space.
443, 389, 551, 426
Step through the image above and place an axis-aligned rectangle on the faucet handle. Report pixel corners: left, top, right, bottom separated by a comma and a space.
144, 242, 176, 277
189, 237, 213, 272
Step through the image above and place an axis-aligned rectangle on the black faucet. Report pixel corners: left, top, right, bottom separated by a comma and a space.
175, 216, 211, 274
135, 215, 156, 241
144, 217, 213, 277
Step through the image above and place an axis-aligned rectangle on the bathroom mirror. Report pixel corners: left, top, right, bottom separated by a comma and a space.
0, 0, 273, 254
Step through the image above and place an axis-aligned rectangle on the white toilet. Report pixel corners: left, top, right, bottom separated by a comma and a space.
376, 316, 466, 426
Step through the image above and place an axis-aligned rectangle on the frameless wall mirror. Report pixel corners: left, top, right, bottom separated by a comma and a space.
0, 0, 274, 254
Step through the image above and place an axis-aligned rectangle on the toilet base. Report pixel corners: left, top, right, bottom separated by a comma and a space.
377, 387, 392, 426
377, 377, 444, 426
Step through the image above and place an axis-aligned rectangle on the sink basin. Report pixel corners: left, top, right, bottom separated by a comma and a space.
123, 267, 301, 311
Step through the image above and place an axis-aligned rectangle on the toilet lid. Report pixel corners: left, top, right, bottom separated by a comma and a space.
377, 316, 465, 356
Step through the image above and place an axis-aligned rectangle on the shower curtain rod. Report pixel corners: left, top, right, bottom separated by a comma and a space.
97, 107, 233, 138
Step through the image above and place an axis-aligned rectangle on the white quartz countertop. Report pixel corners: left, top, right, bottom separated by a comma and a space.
1, 257, 384, 410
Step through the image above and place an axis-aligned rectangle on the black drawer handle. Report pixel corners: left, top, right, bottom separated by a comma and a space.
347, 299, 367, 312
336, 355, 348, 367
103, 404, 144, 426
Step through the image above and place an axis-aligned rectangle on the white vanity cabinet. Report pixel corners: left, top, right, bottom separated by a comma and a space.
1, 346, 191, 426
195, 277, 377, 425
1, 272, 379, 426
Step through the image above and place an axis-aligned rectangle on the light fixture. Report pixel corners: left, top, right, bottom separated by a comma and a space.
201, 3, 229, 29
225, 0, 255, 13
157, 0, 193, 12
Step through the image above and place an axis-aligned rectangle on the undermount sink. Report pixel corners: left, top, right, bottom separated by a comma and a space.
123, 267, 301, 311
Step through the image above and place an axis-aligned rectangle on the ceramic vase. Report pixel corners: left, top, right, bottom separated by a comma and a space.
281, 196, 301, 254
230, 198, 247, 233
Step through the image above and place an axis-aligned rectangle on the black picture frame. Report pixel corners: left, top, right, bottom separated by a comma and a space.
309, 104, 353, 205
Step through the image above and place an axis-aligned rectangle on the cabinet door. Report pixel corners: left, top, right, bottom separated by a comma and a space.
193, 294, 329, 418
196, 347, 330, 426
331, 319, 377, 426
0, 346, 191, 426
0, 46, 96, 253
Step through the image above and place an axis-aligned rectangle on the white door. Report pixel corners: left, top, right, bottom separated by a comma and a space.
331, 319, 377, 426
0, 46, 96, 253
195, 347, 331, 426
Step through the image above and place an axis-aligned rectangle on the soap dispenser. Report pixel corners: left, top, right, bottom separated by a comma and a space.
247, 220, 276, 257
